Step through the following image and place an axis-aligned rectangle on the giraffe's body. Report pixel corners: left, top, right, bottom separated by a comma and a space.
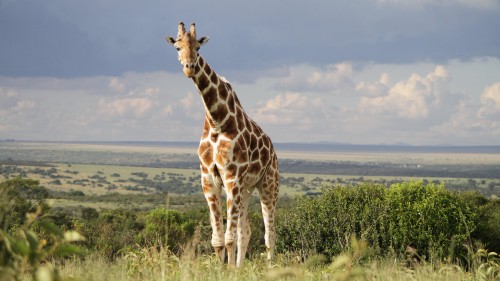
166, 22, 279, 267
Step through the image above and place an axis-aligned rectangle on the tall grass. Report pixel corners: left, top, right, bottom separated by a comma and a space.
57, 240, 499, 281
3, 179, 498, 281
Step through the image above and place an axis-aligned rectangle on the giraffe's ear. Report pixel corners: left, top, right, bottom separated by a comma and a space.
198, 36, 209, 46
166, 36, 176, 45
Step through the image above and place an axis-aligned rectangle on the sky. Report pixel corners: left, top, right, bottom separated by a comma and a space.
1, 0, 499, 146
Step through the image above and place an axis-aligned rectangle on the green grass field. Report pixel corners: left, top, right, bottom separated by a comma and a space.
55, 245, 496, 281
4, 162, 498, 210
1, 141, 499, 209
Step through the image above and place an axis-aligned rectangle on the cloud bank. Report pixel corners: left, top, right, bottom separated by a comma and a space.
2, 58, 498, 145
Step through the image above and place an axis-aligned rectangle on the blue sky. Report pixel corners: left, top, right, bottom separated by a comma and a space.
1, 0, 499, 145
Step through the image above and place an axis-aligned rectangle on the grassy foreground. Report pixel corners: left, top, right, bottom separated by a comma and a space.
56, 243, 497, 281
2, 178, 498, 281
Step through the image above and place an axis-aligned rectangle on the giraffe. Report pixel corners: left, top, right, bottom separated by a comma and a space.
166, 22, 279, 267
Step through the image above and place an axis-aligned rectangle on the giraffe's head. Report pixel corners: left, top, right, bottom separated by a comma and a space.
166, 22, 209, 78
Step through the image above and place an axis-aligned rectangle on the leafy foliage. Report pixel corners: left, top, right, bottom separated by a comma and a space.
277, 181, 478, 262
0, 178, 85, 281
74, 208, 143, 260
461, 191, 500, 252
0, 178, 48, 231
141, 208, 196, 254
1, 177, 498, 280
386, 181, 476, 260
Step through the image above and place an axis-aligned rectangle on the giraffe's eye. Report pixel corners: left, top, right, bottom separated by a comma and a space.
176, 47, 181, 51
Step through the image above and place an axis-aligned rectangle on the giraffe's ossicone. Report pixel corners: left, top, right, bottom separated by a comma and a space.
166, 22, 279, 267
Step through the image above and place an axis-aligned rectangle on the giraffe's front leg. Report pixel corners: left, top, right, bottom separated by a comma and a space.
201, 171, 225, 261
224, 181, 242, 266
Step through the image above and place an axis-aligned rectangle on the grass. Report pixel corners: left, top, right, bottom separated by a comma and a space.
56, 247, 485, 281
51, 164, 199, 196
3, 163, 200, 196
55, 235, 497, 281
2, 141, 499, 199
3, 162, 498, 209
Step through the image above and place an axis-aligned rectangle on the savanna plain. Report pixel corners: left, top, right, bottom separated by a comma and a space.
1, 141, 499, 281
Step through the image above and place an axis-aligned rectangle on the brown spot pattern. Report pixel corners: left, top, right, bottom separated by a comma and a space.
222, 117, 238, 138
198, 73, 209, 91
198, 141, 213, 165
203, 87, 218, 108
211, 103, 228, 123
210, 72, 218, 84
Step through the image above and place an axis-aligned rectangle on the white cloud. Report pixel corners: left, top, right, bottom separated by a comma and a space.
0, 87, 36, 118
161, 105, 173, 117
478, 82, 500, 117
0, 87, 18, 112
139, 87, 160, 98
98, 97, 153, 118
1, 59, 500, 145
180, 91, 196, 111
252, 92, 326, 131
356, 73, 391, 97
274, 63, 355, 93
108, 77, 125, 93
359, 66, 453, 120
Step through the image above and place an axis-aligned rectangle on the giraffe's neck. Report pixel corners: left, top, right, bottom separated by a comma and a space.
192, 55, 242, 134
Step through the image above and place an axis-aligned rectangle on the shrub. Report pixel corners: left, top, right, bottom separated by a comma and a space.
386, 181, 476, 261
0, 178, 85, 281
461, 191, 500, 252
276, 181, 478, 262
277, 183, 388, 260
0, 178, 49, 232
75, 209, 143, 260
141, 208, 196, 254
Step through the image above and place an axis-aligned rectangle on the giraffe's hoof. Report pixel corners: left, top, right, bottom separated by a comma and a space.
214, 246, 225, 261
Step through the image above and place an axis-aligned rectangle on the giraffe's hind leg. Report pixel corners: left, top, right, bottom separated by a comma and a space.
236, 188, 253, 267
258, 156, 279, 261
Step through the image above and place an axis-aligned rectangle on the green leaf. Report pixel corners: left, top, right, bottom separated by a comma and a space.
53, 244, 85, 257
24, 230, 39, 250
38, 220, 64, 238
10, 238, 30, 256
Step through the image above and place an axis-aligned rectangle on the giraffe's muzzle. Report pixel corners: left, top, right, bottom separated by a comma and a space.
183, 63, 196, 78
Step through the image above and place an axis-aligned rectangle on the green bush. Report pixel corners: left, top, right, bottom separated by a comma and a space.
461, 191, 500, 252
0, 178, 49, 232
141, 208, 196, 254
276, 181, 478, 262
0, 178, 85, 281
277, 183, 388, 260
75, 209, 143, 260
386, 181, 476, 261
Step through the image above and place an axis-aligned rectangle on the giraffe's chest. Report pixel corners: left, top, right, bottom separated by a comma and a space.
198, 135, 265, 187
198, 136, 236, 168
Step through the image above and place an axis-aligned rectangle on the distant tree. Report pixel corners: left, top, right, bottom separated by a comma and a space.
0, 178, 49, 231
49, 179, 62, 185
69, 190, 85, 196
